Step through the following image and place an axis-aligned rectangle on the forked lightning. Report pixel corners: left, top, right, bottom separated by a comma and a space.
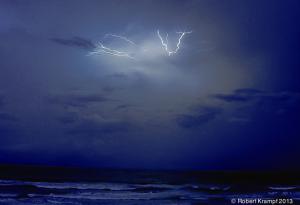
157, 30, 192, 56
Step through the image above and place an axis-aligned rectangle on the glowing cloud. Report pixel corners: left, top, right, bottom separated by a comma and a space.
89, 30, 192, 60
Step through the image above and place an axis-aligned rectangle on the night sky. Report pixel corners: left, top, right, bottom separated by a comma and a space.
0, 0, 300, 170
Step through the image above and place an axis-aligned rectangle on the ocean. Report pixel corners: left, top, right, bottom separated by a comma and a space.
0, 167, 299, 205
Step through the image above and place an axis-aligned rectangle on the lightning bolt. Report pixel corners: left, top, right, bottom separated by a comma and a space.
89, 34, 136, 59
157, 30, 192, 56
89, 42, 135, 59
104, 34, 137, 46
89, 30, 192, 60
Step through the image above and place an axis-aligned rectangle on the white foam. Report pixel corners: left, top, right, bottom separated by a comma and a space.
269, 186, 297, 190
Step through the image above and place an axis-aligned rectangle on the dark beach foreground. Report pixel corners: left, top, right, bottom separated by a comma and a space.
0, 165, 299, 205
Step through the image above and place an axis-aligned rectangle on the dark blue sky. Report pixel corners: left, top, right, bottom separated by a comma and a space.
0, 0, 299, 170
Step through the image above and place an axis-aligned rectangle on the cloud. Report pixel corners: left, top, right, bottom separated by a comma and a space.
176, 107, 222, 128
228, 117, 251, 123
234, 88, 263, 95
114, 104, 135, 111
176, 88, 299, 128
212, 93, 249, 102
212, 88, 300, 124
212, 88, 300, 104
58, 114, 78, 124
67, 120, 130, 137
49, 93, 110, 108
54, 106, 132, 139
212, 88, 262, 102
50, 36, 96, 50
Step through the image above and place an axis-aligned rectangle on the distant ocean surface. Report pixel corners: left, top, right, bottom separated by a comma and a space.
0, 179, 299, 205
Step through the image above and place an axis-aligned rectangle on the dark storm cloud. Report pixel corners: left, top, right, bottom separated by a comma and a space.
177, 107, 222, 128
58, 114, 78, 124
213, 88, 300, 126
212, 94, 249, 102
102, 86, 116, 93
67, 120, 130, 137
57, 108, 132, 139
258, 92, 298, 103
212, 88, 300, 104
114, 104, 135, 111
50, 37, 96, 50
212, 88, 261, 102
49, 93, 110, 108
234, 88, 263, 95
